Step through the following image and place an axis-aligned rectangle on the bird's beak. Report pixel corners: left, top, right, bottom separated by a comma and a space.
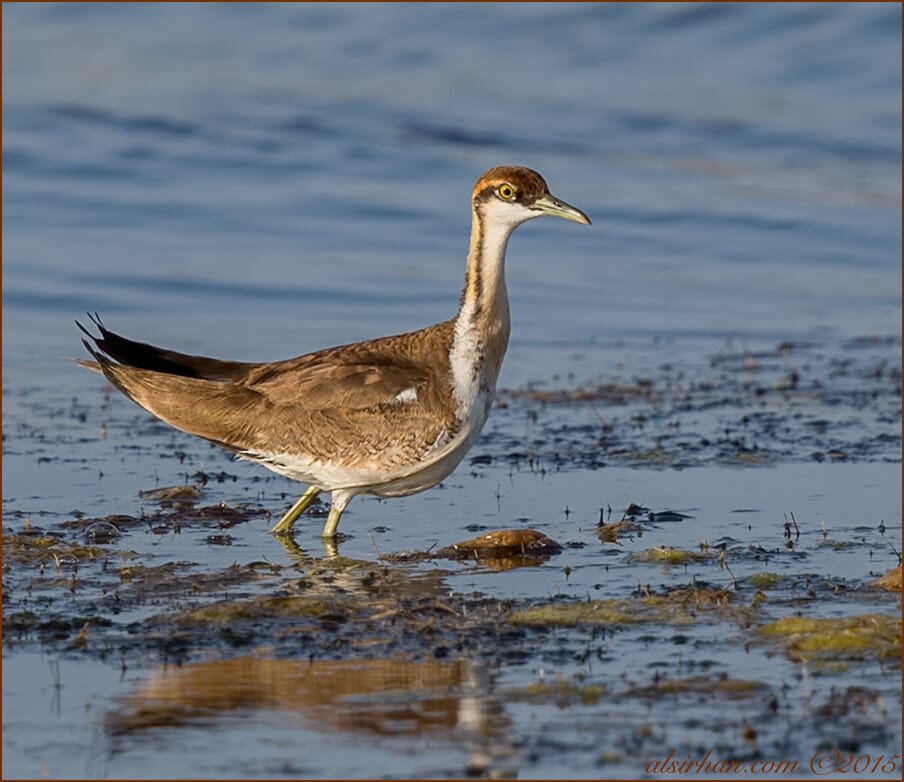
531, 193, 591, 225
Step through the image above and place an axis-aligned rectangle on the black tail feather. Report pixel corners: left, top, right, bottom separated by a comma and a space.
75, 314, 253, 382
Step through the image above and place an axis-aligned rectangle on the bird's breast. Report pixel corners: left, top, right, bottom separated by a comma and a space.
448, 309, 509, 423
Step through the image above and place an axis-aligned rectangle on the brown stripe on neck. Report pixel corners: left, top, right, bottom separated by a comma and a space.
460, 203, 485, 323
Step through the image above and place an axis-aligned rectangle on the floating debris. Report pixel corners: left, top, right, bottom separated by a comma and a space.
437, 529, 563, 561
596, 519, 640, 544
83, 520, 122, 543
138, 483, 204, 505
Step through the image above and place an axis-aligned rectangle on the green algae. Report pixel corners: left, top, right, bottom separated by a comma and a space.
758, 613, 901, 663
166, 595, 359, 628
510, 585, 752, 628
624, 674, 769, 700
3, 533, 109, 566
748, 572, 783, 590
507, 677, 606, 707
628, 546, 710, 566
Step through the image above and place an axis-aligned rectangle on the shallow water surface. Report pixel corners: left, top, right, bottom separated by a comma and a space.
2, 3, 901, 780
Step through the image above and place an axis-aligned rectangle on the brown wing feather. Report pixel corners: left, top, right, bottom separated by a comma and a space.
78, 316, 458, 459
244, 349, 431, 408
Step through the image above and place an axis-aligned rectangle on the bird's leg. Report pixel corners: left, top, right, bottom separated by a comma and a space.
271, 485, 320, 534
321, 491, 352, 538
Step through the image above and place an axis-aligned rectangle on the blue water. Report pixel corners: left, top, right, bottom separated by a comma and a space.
3, 2, 900, 389
2, 3, 902, 779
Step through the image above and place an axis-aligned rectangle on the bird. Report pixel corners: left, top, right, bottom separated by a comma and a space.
78, 166, 590, 539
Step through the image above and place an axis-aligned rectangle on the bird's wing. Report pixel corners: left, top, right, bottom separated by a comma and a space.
78, 318, 456, 449
242, 346, 435, 410
79, 314, 449, 411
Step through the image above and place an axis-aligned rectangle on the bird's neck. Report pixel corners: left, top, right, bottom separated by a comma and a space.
449, 207, 513, 418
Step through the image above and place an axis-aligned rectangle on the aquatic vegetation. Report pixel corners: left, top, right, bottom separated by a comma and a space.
628, 546, 710, 566
757, 613, 901, 663
747, 571, 783, 590
510, 585, 750, 628
868, 566, 902, 592
507, 676, 606, 707
158, 596, 361, 637
3, 533, 108, 566
138, 483, 205, 505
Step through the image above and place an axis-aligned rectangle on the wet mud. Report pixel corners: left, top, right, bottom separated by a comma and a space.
3, 336, 901, 778
496, 337, 901, 467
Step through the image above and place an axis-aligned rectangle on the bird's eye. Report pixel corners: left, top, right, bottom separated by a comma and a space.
498, 184, 516, 201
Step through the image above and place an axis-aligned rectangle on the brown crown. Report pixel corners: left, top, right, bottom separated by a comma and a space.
472, 166, 548, 205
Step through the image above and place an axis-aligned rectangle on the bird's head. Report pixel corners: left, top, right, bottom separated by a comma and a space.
471, 166, 591, 229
